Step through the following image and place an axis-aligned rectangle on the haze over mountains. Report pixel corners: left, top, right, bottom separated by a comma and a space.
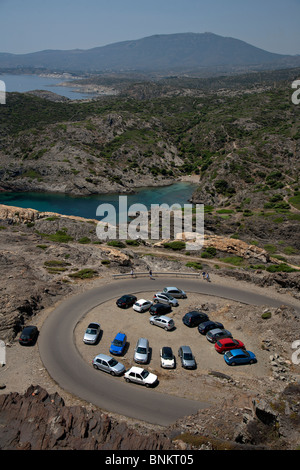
0, 32, 299, 74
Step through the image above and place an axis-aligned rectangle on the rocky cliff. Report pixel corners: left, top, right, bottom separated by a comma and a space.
0, 385, 175, 450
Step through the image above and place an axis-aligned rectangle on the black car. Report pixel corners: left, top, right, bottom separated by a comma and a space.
182, 311, 209, 328
149, 303, 172, 316
116, 294, 137, 309
19, 325, 39, 345
198, 321, 224, 335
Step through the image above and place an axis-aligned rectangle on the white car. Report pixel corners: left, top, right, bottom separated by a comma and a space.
133, 299, 153, 313
160, 347, 175, 369
124, 366, 158, 387
83, 322, 101, 344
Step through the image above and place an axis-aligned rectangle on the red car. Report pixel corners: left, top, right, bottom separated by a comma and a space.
215, 338, 245, 354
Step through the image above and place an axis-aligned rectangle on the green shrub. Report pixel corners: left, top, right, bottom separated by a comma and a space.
266, 264, 297, 273
125, 239, 140, 246
44, 260, 71, 267
107, 240, 126, 248
261, 311, 272, 320
163, 241, 186, 251
69, 269, 98, 279
78, 237, 91, 244
186, 261, 203, 270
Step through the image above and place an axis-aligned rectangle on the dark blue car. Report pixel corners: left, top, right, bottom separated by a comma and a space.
224, 349, 257, 366
109, 332, 127, 355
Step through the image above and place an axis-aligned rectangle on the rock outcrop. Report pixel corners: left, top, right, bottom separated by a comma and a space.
0, 385, 175, 450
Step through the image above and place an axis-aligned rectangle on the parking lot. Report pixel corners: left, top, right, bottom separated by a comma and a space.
75, 290, 271, 403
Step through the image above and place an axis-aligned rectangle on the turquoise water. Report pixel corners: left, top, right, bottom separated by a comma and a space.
0, 182, 197, 220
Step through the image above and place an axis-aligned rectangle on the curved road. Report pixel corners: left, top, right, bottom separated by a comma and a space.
39, 276, 300, 426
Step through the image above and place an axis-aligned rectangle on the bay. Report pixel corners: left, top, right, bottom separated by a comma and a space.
0, 182, 198, 221
0, 73, 94, 100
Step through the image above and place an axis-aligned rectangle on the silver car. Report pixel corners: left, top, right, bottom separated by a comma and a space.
149, 315, 175, 331
162, 287, 187, 299
153, 292, 179, 307
178, 346, 196, 369
206, 328, 233, 343
134, 338, 149, 364
83, 322, 101, 344
92, 353, 125, 376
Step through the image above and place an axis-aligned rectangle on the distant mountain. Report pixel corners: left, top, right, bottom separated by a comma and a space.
0, 33, 299, 73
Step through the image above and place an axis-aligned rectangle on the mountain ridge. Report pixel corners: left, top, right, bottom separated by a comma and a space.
0, 32, 299, 73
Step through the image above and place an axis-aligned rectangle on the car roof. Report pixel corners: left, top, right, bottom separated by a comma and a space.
165, 287, 179, 290
229, 349, 247, 356
137, 337, 148, 345
94, 354, 112, 361
22, 325, 37, 331
218, 338, 236, 344
208, 328, 223, 334
114, 332, 126, 339
181, 345, 192, 352
128, 366, 145, 373
154, 315, 172, 320
136, 299, 148, 303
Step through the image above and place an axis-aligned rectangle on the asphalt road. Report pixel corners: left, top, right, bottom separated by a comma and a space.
38, 276, 300, 426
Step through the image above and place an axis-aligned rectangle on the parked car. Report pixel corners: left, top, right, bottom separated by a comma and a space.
19, 325, 38, 346
224, 349, 257, 366
124, 366, 158, 387
206, 328, 233, 343
178, 346, 196, 369
182, 311, 209, 328
153, 292, 178, 307
149, 315, 174, 331
133, 299, 152, 313
215, 338, 245, 354
116, 294, 137, 309
83, 322, 101, 344
92, 354, 125, 376
198, 320, 224, 335
162, 287, 187, 299
149, 303, 172, 316
134, 338, 149, 364
160, 346, 175, 369
109, 332, 127, 355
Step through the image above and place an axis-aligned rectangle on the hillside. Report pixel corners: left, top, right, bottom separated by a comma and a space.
0, 68, 299, 258
1, 32, 299, 74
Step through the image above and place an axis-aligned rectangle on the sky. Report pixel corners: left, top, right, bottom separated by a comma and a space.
0, 0, 299, 55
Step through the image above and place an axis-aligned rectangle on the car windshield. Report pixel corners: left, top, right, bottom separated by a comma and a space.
141, 370, 149, 378
137, 347, 147, 353
183, 353, 193, 360
108, 358, 118, 367
86, 328, 97, 335
113, 339, 123, 346
162, 349, 172, 359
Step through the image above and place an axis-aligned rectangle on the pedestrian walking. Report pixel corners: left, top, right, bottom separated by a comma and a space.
202, 271, 206, 280
206, 272, 210, 282
149, 269, 153, 280
130, 268, 134, 278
